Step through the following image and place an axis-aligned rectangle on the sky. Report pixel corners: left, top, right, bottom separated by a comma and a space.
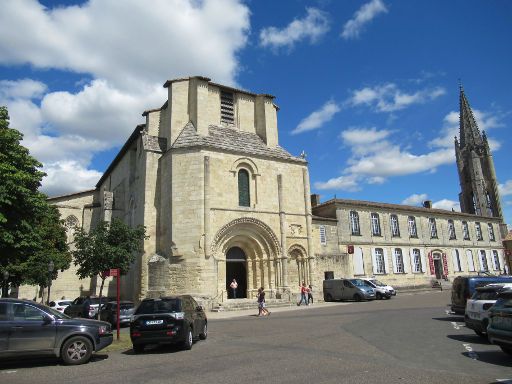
1, 0, 512, 224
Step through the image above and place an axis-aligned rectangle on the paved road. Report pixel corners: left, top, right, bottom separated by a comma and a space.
2, 291, 512, 384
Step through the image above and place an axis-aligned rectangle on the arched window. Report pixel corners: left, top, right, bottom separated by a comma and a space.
408, 216, 417, 238
238, 169, 250, 207
350, 211, 360, 235
390, 215, 400, 237
371, 213, 381, 236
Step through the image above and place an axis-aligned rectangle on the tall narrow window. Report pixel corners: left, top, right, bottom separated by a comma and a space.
319, 225, 327, 245
462, 221, 470, 240
371, 213, 381, 236
375, 248, 386, 274
479, 250, 488, 272
453, 249, 462, 272
412, 249, 422, 273
408, 216, 417, 238
394, 248, 404, 273
475, 222, 483, 241
238, 169, 250, 207
488, 223, 495, 241
486, 192, 493, 216
220, 90, 235, 125
429, 218, 438, 239
448, 220, 456, 240
350, 211, 360, 235
492, 250, 501, 271
390, 215, 400, 237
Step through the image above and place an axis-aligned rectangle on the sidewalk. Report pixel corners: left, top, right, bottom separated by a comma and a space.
207, 287, 448, 320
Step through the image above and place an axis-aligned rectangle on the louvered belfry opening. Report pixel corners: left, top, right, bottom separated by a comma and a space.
220, 90, 235, 125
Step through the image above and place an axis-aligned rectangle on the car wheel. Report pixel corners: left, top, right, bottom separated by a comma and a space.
133, 344, 145, 354
376, 292, 382, 300
474, 330, 486, 338
354, 294, 362, 302
199, 322, 208, 340
324, 294, 333, 302
500, 346, 512, 355
61, 336, 93, 365
182, 326, 193, 350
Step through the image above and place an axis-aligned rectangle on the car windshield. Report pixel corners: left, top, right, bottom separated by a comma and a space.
136, 299, 181, 314
59, 301, 72, 306
349, 279, 366, 287
493, 297, 512, 309
72, 298, 84, 305
371, 280, 386, 286
45, 306, 71, 319
472, 291, 499, 300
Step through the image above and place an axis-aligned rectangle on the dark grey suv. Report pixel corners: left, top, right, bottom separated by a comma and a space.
0, 298, 113, 365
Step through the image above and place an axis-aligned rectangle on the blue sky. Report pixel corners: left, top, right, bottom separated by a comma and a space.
1, 0, 512, 224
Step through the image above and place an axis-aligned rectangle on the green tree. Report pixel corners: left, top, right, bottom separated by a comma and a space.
72, 218, 148, 315
0, 106, 49, 289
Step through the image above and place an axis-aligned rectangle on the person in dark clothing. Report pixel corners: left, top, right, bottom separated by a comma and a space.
82, 296, 91, 319
307, 284, 314, 304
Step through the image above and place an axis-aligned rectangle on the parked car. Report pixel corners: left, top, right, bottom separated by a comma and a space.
323, 278, 376, 302
361, 278, 395, 299
99, 301, 135, 327
64, 296, 113, 319
49, 300, 73, 313
0, 298, 113, 365
464, 283, 512, 337
130, 295, 207, 353
451, 275, 512, 314
487, 289, 512, 355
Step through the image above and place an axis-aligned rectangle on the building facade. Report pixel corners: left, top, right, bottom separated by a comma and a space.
16, 80, 508, 303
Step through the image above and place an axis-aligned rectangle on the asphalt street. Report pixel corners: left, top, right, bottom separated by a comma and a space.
2, 290, 512, 384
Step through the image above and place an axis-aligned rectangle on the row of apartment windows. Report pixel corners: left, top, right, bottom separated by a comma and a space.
347, 211, 496, 241
353, 247, 503, 275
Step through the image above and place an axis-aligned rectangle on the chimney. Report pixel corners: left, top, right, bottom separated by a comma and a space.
423, 200, 433, 209
311, 194, 320, 208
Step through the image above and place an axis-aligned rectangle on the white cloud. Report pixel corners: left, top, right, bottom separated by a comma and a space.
340, 127, 391, 145
314, 174, 360, 192
402, 194, 428, 206
347, 83, 445, 112
0, 0, 251, 196
291, 100, 340, 135
432, 199, 460, 212
259, 8, 329, 50
499, 180, 512, 197
341, 0, 388, 40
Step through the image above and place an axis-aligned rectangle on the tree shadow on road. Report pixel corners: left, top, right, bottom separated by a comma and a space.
447, 333, 491, 345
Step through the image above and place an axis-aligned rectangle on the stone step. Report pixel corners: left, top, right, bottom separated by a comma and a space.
210, 298, 298, 312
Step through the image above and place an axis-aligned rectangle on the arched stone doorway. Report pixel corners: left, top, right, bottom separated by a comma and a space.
288, 244, 309, 289
211, 218, 281, 299
226, 246, 247, 299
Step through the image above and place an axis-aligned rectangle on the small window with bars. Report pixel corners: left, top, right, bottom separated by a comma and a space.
319, 225, 327, 245
488, 223, 495, 241
462, 221, 470, 240
429, 218, 438, 239
475, 222, 483, 241
220, 90, 235, 125
408, 216, 417, 238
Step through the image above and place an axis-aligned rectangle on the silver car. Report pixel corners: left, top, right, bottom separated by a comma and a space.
323, 278, 376, 302
0, 298, 113, 365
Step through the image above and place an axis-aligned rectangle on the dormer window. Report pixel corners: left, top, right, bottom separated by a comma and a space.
220, 90, 235, 125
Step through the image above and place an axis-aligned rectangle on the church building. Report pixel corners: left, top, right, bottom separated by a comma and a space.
17, 78, 509, 304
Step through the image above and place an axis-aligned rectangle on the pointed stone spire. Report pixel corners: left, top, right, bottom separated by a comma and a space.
459, 84, 483, 149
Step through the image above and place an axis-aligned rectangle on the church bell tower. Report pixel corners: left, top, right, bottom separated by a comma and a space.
455, 85, 503, 220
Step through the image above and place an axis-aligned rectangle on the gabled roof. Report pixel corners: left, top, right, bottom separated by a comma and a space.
172, 122, 306, 163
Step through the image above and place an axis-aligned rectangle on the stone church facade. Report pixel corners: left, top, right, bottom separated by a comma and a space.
17, 79, 509, 303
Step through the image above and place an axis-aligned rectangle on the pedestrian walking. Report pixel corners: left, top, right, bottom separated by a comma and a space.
307, 284, 313, 304
297, 282, 308, 306
230, 278, 238, 299
257, 287, 270, 316
82, 295, 91, 318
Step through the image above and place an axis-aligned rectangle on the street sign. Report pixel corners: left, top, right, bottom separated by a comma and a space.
109, 268, 119, 277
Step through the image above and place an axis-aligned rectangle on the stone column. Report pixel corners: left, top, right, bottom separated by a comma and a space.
204, 156, 211, 258
277, 174, 288, 288
303, 168, 315, 284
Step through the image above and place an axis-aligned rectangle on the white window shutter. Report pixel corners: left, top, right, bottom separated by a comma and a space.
409, 248, 415, 272
354, 247, 365, 275
452, 250, 459, 272
466, 250, 475, 272
420, 249, 427, 273
391, 249, 398, 273
371, 248, 377, 275
499, 250, 505, 272
383, 248, 390, 274
478, 251, 485, 271
403, 248, 410, 274
489, 250, 497, 271
459, 249, 464, 272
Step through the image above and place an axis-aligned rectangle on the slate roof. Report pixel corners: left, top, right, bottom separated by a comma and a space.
172, 123, 306, 163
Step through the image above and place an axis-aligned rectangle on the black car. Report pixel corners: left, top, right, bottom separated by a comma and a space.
0, 298, 113, 365
130, 295, 207, 353
64, 296, 114, 319
99, 301, 135, 327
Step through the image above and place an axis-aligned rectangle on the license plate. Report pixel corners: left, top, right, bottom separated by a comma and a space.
468, 311, 480, 319
146, 320, 163, 325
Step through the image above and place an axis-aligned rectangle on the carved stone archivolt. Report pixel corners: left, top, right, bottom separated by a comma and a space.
64, 215, 79, 230
211, 217, 280, 258
288, 244, 307, 260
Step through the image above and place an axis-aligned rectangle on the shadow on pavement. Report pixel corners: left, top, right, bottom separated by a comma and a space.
462, 350, 512, 367
122, 344, 184, 356
432, 316, 464, 322
0, 353, 108, 370
447, 333, 491, 345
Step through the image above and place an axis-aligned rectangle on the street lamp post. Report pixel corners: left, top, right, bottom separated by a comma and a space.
47, 260, 54, 305
2, 270, 9, 298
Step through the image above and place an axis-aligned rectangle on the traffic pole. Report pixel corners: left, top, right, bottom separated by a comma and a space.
116, 270, 120, 340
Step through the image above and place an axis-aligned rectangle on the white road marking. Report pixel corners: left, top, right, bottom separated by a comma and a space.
462, 343, 478, 360
451, 321, 461, 330
2, 371, 17, 374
